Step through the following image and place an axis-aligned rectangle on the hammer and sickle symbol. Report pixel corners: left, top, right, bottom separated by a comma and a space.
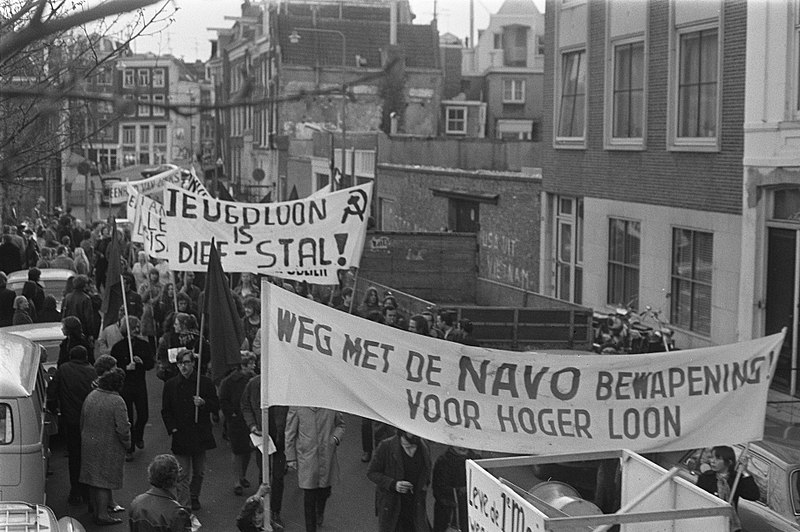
341, 189, 368, 223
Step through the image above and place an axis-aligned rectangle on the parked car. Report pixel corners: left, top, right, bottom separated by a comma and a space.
7, 268, 74, 312
2, 322, 64, 378
655, 438, 800, 531
0, 332, 53, 504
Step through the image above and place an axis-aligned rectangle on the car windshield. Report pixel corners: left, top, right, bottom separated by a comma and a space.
792, 470, 800, 515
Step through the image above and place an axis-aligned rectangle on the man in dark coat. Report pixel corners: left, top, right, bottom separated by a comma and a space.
110, 316, 155, 459
0, 272, 16, 327
241, 374, 288, 529
161, 349, 219, 510
0, 234, 22, 274
368, 429, 432, 532
22, 267, 45, 315
61, 274, 96, 338
46, 345, 96, 505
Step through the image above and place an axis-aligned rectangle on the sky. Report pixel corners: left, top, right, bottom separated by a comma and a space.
124, 0, 543, 63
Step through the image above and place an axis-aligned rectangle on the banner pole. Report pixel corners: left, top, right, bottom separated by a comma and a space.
348, 268, 359, 314
171, 270, 179, 315
728, 442, 752, 505
261, 279, 272, 531
195, 312, 206, 423
120, 274, 134, 368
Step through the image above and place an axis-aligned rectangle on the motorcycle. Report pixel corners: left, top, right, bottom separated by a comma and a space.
593, 306, 675, 354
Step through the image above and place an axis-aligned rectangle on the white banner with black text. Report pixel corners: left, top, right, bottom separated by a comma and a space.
261, 283, 785, 454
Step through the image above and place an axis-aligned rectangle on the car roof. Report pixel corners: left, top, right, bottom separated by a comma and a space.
2, 322, 64, 342
7, 268, 75, 282
0, 332, 39, 397
751, 437, 800, 468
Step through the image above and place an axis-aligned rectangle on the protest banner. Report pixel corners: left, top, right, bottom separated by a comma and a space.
261, 283, 785, 455
109, 165, 209, 204
130, 190, 168, 259
465, 460, 541, 532
164, 182, 373, 283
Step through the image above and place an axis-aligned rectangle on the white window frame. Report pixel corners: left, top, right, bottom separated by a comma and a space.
497, 119, 533, 140
96, 69, 112, 86
137, 95, 150, 117
122, 125, 136, 145
152, 94, 165, 117
123, 95, 135, 117
607, 217, 641, 307
153, 68, 165, 88
670, 227, 713, 336
668, 20, 721, 152
137, 68, 150, 87
606, 36, 646, 149
123, 69, 135, 88
153, 125, 167, 145
445, 106, 467, 134
502, 79, 526, 103
554, 47, 587, 147
553, 195, 584, 304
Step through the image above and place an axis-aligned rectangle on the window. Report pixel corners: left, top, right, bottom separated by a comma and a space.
557, 50, 586, 139
95, 69, 112, 85
152, 94, 165, 117
612, 41, 644, 139
122, 126, 136, 145
153, 68, 165, 88
671, 228, 713, 335
138, 95, 150, 117
607, 218, 640, 307
123, 69, 134, 88
137, 68, 150, 86
153, 125, 167, 144
0, 404, 12, 444
503, 79, 525, 103
554, 196, 583, 304
123, 95, 135, 117
677, 28, 718, 139
494, 33, 502, 49
445, 106, 467, 134
140, 125, 150, 145
97, 101, 113, 115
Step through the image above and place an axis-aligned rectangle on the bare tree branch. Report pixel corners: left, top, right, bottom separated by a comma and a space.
0, 0, 162, 59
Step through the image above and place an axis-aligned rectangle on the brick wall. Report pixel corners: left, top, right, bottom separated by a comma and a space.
542, 0, 746, 215
377, 164, 542, 294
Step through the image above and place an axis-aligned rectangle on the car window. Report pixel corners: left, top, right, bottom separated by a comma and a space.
743, 451, 770, 505
0, 404, 12, 444
792, 470, 800, 515
681, 447, 715, 474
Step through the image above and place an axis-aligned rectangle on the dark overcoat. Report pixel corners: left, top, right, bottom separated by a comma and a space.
161, 371, 218, 455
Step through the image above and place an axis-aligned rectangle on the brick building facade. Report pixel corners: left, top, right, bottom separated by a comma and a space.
377, 164, 542, 293
541, 0, 746, 349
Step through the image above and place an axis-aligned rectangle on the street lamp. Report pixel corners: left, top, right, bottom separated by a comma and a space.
288, 27, 347, 191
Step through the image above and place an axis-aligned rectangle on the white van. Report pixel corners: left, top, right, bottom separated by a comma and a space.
0, 332, 51, 504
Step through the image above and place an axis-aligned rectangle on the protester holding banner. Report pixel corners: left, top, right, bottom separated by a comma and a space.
219, 351, 257, 496
131, 251, 150, 289
367, 429, 432, 532
285, 406, 346, 532
139, 268, 164, 348
109, 316, 155, 461
240, 376, 287, 529
161, 349, 219, 510
696, 445, 760, 531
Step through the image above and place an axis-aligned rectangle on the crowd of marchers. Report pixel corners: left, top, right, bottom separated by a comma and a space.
0, 202, 759, 532
0, 204, 483, 532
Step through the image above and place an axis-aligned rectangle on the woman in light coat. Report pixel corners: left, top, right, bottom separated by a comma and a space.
285, 407, 345, 532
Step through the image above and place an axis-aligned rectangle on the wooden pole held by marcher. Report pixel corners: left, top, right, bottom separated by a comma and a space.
171, 270, 179, 315
195, 312, 206, 423
261, 278, 273, 531
729, 442, 752, 505
348, 268, 359, 314
120, 275, 135, 369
